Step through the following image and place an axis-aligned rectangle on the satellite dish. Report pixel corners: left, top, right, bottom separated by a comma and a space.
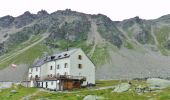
57, 80, 60, 83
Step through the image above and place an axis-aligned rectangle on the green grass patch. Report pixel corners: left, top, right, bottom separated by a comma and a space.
30, 80, 148, 100
124, 40, 134, 49
2, 80, 170, 100
0, 85, 37, 100
91, 43, 110, 66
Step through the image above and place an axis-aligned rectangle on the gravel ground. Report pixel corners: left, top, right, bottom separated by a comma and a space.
96, 48, 170, 80
0, 64, 28, 81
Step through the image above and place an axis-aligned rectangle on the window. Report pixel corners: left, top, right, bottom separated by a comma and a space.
36, 67, 38, 71
57, 65, 60, 69
64, 63, 68, 68
31, 68, 33, 72
50, 66, 53, 70
51, 81, 53, 85
35, 75, 38, 78
57, 73, 60, 76
50, 74, 53, 77
51, 56, 55, 60
78, 64, 82, 69
64, 72, 67, 75
78, 55, 82, 60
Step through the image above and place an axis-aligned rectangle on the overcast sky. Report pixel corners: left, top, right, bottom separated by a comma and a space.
0, 0, 170, 21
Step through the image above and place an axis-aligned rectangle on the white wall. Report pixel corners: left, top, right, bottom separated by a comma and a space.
70, 49, 95, 86
42, 81, 59, 90
45, 61, 56, 76
55, 58, 70, 76
40, 63, 48, 79
28, 67, 40, 79
30, 80, 34, 87
40, 61, 56, 79
47, 81, 57, 90
40, 58, 70, 80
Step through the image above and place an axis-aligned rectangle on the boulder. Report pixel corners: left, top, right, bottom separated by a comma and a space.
113, 83, 131, 93
10, 90, 17, 93
147, 78, 170, 89
135, 85, 150, 93
83, 95, 104, 100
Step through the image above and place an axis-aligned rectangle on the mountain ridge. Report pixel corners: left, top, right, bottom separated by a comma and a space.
1, 9, 170, 80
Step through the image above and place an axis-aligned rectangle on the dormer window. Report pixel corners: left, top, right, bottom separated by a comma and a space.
51, 56, 55, 60
64, 54, 68, 56
58, 55, 61, 58
78, 55, 82, 60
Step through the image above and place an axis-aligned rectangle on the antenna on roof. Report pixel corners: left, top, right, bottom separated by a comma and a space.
66, 32, 69, 51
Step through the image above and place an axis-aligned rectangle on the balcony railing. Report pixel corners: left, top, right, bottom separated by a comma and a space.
43, 75, 86, 81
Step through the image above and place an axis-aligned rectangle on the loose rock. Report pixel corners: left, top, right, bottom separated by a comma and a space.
147, 78, 170, 89
10, 90, 17, 93
113, 83, 131, 93
83, 95, 104, 100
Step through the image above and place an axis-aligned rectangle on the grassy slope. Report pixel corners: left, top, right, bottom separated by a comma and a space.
0, 35, 51, 69
155, 27, 170, 55
0, 35, 111, 69
25, 80, 170, 100
91, 43, 110, 66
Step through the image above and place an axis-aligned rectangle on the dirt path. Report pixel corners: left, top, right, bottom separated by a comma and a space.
20, 89, 41, 100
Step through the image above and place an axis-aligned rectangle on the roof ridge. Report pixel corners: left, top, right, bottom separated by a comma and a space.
32, 48, 80, 67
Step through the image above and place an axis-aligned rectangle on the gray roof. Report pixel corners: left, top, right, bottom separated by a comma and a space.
32, 49, 78, 67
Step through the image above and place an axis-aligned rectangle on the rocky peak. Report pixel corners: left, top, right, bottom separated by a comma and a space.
37, 10, 49, 18
118, 16, 143, 29
23, 11, 32, 16
14, 11, 37, 28
17, 11, 37, 20
133, 16, 143, 24
0, 15, 14, 28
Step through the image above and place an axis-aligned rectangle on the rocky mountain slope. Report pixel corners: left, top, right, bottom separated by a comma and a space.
1, 9, 170, 80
